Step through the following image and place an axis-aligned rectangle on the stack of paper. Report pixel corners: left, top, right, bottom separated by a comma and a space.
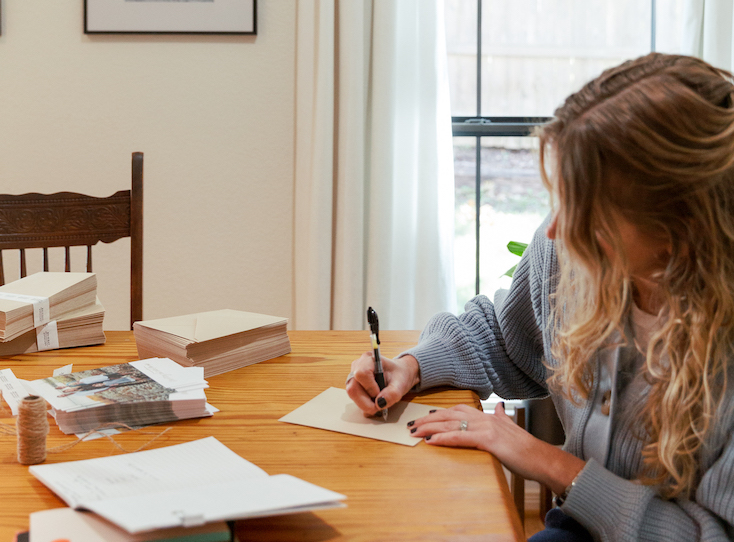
29, 508, 233, 542
0, 298, 106, 357
28, 358, 213, 435
0, 272, 98, 342
133, 309, 291, 377
29, 437, 346, 534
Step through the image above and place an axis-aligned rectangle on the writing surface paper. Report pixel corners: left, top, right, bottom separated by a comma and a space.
279, 387, 441, 446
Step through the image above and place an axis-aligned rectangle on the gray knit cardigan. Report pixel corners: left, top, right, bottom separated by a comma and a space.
404, 222, 734, 541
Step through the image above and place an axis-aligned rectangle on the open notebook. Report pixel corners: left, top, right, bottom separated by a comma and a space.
29, 437, 346, 533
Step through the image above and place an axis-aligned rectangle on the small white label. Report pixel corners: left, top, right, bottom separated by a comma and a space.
36, 320, 60, 351
53, 364, 73, 376
0, 292, 51, 327
0, 368, 30, 416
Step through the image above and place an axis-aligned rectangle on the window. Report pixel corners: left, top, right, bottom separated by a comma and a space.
445, 0, 683, 310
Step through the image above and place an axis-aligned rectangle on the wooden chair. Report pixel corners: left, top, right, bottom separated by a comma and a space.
511, 397, 565, 527
0, 152, 143, 329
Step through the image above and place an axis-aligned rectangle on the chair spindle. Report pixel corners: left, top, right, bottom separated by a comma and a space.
20, 248, 27, 278
87, 246, 93, 272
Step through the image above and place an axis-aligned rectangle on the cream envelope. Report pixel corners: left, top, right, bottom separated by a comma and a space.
134, 309, 288, 342
279, 387, 442, 446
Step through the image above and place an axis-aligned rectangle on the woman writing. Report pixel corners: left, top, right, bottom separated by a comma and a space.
346, 53, 734, 541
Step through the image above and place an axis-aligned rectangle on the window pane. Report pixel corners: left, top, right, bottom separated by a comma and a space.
454, 136, 550, 310
655, 0, 685, 54
481, 0, 653, 116
445, 1, 479, 117
445, 0, 667, 118
453, 136, 479, 308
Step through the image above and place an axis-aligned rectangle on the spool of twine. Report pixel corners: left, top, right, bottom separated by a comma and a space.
16, 395, 49, 465
1, 395, 171, 462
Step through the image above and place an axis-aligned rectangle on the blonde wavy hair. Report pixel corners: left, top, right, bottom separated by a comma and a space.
537, 53, 734, 499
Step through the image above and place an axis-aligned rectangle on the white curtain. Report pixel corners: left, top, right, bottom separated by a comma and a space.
294, 0, 456, 331
681, 0, 734, 70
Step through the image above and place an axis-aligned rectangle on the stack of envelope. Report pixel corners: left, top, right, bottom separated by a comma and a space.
28, 357, 212, 435
0, 272, 105, 355
0, 298, 105, 356
133, 309, 291, 377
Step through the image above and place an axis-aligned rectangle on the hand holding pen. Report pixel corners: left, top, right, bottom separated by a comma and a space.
345, 309, 422, 418
367, 306, 388, 421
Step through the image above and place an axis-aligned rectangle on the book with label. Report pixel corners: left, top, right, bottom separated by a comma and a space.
28, 437, 346, 534
0, 272, 98, 342
28, 358, 212, 434
133, 309, 291, 377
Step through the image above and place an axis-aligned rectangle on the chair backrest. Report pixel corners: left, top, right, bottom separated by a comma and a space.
0, 152, 143, 329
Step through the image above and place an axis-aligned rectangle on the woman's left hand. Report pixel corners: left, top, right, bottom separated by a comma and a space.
408, 403, 585, 495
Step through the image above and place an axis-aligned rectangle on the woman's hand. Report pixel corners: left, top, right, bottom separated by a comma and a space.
346, 353, 420, 417
408, 403, 585, 494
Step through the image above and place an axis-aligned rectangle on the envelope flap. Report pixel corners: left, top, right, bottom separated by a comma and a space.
134, 310, 287, 344
193, 310, 287, 342
134, 314, 198, 341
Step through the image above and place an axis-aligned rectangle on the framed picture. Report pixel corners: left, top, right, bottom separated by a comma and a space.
84, 0, 257, 35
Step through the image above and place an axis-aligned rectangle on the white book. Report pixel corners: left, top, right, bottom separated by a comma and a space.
29, 437, 346, 534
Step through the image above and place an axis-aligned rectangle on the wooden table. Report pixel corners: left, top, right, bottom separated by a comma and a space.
0, 330, 524, 541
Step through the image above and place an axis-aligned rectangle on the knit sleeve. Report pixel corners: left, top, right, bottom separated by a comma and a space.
562, 427, 734, 542
402, 219, 555, 401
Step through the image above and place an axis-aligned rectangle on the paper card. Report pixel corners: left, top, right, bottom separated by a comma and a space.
54, 364, 74, 376
0, 368, 31, 415
130, 358, 207, 390
279, 387, 441, 446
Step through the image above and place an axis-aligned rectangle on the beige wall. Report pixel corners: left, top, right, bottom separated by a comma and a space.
0, 2, 297, 329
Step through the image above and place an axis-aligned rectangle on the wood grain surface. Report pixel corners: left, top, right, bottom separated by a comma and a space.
0, 330, 523, 541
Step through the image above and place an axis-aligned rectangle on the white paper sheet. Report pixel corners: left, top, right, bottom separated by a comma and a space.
0, 368, 31, 415
29, 437, 346, 533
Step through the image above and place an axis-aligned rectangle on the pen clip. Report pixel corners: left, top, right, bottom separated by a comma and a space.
366, 306, 380, 345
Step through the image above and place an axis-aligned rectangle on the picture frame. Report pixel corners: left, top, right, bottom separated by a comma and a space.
84, 0, 257, 35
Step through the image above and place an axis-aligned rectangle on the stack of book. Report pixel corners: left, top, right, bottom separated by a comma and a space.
133, 309, 291, 377
0, 272, 105, 355
28, 357, 213, 435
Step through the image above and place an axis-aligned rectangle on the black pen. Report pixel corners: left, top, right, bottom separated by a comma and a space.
367, 306, 388, 421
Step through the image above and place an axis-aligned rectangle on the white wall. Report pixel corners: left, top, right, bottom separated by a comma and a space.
0, 2, 297, 330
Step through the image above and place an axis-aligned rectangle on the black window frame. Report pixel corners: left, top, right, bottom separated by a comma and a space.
452, 0, 656, 296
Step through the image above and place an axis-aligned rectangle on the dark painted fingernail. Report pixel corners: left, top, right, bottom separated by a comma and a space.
429, 409, 437, 414
410, 427, 417, 434
425, 435, 432, 441
407, 420, 415, 427
377, 397, 387, 408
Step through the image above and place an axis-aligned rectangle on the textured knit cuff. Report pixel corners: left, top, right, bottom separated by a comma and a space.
562, 459, 656, 541
400, 334, 461, 393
